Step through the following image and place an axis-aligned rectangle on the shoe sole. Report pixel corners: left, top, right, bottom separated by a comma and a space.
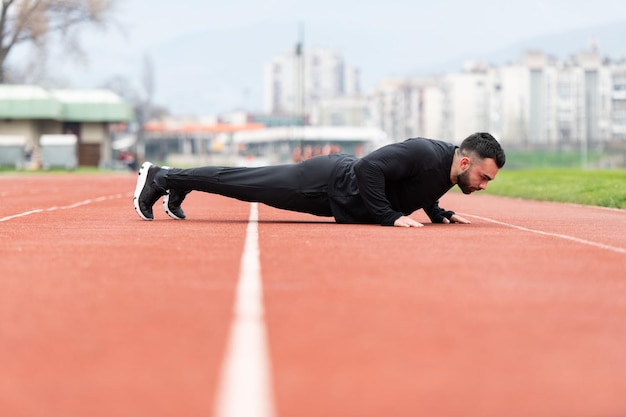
133, 161, 154, 221
163, 192, 185, 220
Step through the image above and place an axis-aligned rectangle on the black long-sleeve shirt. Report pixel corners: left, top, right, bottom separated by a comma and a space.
327, 138, 456, 225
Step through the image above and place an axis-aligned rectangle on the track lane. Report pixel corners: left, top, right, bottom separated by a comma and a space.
2, 174, 625, 417
259, 194, 626, 417
1, 176, 248, 417
445, 193, 626, 249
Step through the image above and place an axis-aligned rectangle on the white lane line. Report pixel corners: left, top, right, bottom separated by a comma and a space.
214, 203, 276, 417
0, 193, 130, 223
463, 213, 626, 255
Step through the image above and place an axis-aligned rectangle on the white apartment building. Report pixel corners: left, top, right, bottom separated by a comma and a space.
444, 64, 492, 142
497, 50, 626, 146
369, 77, 447, 141
369, 50, 626, 147
611, 68, 626, 140
370, 78, 419, 140
263, 47, 360, 120
369, 70, 493, 143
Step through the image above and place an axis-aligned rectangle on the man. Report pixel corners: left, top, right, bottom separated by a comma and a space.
133, 132, 505, 227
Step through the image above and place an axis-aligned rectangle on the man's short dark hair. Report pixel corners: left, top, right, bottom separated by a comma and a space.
460, 132, 506, 168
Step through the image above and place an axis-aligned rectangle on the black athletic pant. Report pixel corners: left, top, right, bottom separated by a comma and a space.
164, 154, 341, 217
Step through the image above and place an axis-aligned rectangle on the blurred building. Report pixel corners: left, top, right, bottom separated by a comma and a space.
263, 47, 361, 123
313, 95, 371, 127
144, 48, 626, 167
233, 125, 388, 165
0, 85, 133, 168
367, 49, 626, 147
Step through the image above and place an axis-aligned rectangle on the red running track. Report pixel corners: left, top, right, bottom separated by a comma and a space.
1, 173, 625, 417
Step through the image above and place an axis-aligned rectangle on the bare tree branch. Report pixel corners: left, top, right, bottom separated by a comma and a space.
0, 0, 118, 82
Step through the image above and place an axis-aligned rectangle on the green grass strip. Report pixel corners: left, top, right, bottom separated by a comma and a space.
485, 169, 626, 209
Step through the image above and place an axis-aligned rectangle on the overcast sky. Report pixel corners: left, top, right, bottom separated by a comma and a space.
118, 0, 626, 45
116, 0, 626, 47
30, 0, 626, 115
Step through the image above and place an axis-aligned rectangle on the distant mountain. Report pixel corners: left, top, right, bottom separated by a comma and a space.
145, 22, 297, 115
142, 19, 626, 115
144, 19, 423, 115
411, 19, 626, 74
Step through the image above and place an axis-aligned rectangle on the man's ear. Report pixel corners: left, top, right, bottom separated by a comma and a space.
460, 156, 471, 171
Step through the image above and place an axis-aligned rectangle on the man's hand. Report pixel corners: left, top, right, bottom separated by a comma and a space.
442, 214, 471, 224
394, 216, 424, 228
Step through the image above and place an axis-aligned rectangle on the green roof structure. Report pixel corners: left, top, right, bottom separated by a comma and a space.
0, 84, 134, 122
0, 85, 61, 119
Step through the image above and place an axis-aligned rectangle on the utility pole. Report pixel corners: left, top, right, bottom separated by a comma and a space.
295, 24, 305, 143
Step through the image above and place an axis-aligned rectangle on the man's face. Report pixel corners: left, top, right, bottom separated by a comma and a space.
457, 157, 499, 194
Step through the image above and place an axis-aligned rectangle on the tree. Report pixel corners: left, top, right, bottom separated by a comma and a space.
0, 0, 118, 83
104, 56, 169, 123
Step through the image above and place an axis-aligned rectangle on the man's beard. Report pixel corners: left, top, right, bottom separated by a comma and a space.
457, 169, 474, 194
